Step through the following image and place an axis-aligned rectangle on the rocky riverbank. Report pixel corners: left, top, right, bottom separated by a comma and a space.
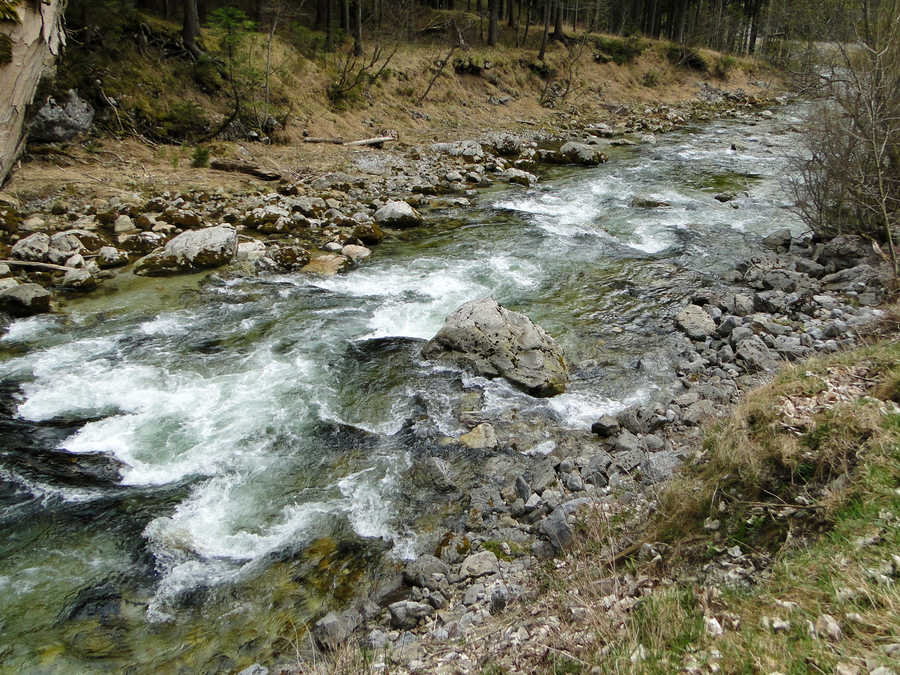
271, 233, 890, 673
1, 83, 783, 323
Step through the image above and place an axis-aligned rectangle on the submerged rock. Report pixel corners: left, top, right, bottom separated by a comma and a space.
422, 297, 569, 397
134, 225, 237, 276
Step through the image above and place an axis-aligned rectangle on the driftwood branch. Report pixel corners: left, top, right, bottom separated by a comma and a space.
303, 136, 396, 147
209, 159, 281, 181
0, 259, 75, 272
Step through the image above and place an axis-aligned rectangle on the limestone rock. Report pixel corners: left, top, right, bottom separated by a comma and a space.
676, 304, 717, 340
97, 246, 128, 269
29, 90, 95, 143
11, 232, 50, 262
0, 283, 51, 316
61, 268, 98, 291
374, 201, 423, 228
134, 225, 237, 276
558, 142, 607, 166
422, 297, 568, 397
459, 551, 499, 579
458, 423, 498, 449
388, 601, 432, 629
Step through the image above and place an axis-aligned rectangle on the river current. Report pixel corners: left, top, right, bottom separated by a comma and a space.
0, 107, 806, 670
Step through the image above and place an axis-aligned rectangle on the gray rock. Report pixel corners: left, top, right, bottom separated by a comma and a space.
459, 551, 499, 579
11, 232, 50, 262
0, 283, 51, 316
736, 335, 780, 372
761, 228, 792, 252
29, 90, 95, 142
504, 168, 537, 186
341, 244, 371, 262
676, 304, 717, 339
458, 422, 498, 449
640, 452, 682, 483
404, 555, 450, 590
61, 268, 97, 291
422, 297, 569, 397
237, 665, 268, 675
630, 196, 670, 208
558, 142, 606, 166
374, 201, 423, 228
134, 225, 238, 276
539, 507, 573, 551
48, 232, 87, 264
590, 415, 620, 437
490, 583, 509, 613
388, 601, 432, 629
683, 400, 716, 425
614, 429, 643, 454
515, 475, 531, 501
431, 140, 484, 161
0, 278, 18, 292
313, 610, 360, 651
565, 472, 584, 492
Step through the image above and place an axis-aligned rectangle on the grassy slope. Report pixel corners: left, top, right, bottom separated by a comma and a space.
532, 313, 900, 674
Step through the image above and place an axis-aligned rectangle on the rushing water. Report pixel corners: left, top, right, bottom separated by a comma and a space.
0, 107, 807, 671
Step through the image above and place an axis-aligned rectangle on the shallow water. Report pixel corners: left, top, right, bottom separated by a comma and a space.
0, 107, 807, 671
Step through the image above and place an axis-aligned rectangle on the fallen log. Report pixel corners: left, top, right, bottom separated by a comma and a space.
0, 259, 75, 272
209, 159, 281, 181
344, 136, 396, 147
302, 136, 395, 147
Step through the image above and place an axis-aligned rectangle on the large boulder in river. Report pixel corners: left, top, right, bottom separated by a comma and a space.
11, 232, 50, 261
422, 297, 569, 397
134, 225, 237, 276
558, 142, 607, 166
374, 200, 422, 228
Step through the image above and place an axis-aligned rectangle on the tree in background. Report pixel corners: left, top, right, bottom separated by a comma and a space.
790, 0, 899, 274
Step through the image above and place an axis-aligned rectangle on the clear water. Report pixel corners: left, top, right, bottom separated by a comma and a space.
0, 108, 806, 671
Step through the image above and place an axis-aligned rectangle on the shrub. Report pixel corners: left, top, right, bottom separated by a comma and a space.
158, 101, 209, 141
593, 35, 645, 65
191, 146, 210, 168
665, 45, 708, 72
641, 69, 659, 87
713, 54, 736, 79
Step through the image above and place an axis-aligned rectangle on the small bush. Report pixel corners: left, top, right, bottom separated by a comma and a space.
593, 35, 645, 65
713, 54, 736, 79
158, 101, 209, 141
665, 45, 708, 72
191, 146, 210, 168
642, 69, 659, 87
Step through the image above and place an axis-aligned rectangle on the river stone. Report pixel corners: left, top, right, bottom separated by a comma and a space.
675, 304, 716, 340
29, 89, 95, 142
504, 168, 537, 186
61, 268, 98, 291
459, 551, 499, 579
48, 232, 86, 264
630, 196, 670, 208
0, 283, 51, 316
351, 221, 384, 245
431, 140, 484, 161
341, 244, 371, 262
422, 297, 569, 397
313, 610, 360, 651
558, 142, 606, 166
11, 232, 50, 262
404, 555, 450, 590
0, 278, 18, 292
134, 225, 238, 276
374, 200, 423, 228
761, 228, 792, 253
458, 423, 498, 450
591, 415, 620, 437
301, 253, 349, 276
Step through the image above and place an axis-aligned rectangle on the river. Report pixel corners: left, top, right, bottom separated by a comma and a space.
0, 106, 806, 671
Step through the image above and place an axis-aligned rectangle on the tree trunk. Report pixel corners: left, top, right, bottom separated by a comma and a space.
182, 0, 202, 56
488, 0, 499, 44
551, 0, 564, 39
538, 0, 550, 58
353, 0, 362, 56
0, 0, 68, 186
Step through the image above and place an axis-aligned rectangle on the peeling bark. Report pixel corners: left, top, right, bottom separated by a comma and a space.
0, 0, 67, 185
